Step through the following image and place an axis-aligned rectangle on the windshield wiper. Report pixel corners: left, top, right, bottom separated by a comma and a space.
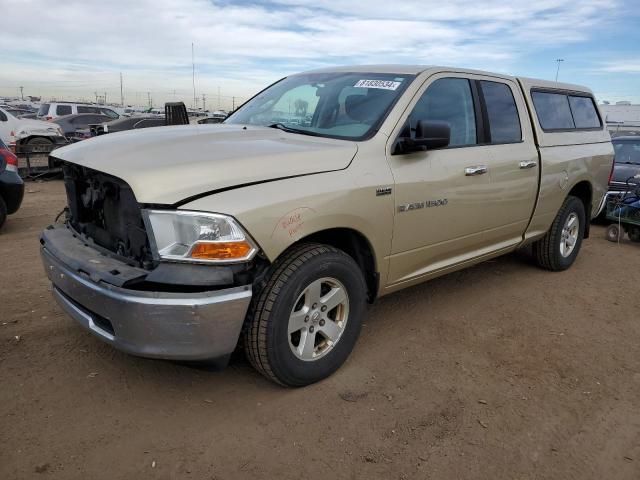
266, 123, 321, 137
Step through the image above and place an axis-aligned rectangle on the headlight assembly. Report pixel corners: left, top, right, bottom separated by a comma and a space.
142, 210, 258, 263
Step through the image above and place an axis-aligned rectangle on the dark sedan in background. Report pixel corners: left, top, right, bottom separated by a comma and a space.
52, 113, 112, 141
102, 116, 165, 134
0, 138, 24, 229
595, 136, 640, 218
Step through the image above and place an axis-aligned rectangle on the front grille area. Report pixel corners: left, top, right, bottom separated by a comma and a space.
61, 161, 153, 268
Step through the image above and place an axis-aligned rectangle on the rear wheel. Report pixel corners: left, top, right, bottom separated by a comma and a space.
533, 196, 585, 271
605, 224, 623, 242
244, 243, 367, 387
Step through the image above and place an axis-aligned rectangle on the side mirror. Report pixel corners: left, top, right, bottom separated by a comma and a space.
401, 120, 450, 152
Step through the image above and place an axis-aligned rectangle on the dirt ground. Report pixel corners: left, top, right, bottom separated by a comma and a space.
1, 180, 639, 480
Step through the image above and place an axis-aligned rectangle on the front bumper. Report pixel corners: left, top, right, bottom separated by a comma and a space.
41, 229, 252, 361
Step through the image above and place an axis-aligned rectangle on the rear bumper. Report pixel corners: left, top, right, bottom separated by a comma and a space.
595, 190, 626, 217
41, 239, 252, 361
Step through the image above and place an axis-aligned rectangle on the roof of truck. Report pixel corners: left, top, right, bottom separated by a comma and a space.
297, 64, 593, 95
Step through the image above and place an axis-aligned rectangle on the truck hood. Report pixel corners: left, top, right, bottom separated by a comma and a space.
52, 124, 358, 204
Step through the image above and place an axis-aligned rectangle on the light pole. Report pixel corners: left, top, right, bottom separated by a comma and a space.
555, 59, 564, 82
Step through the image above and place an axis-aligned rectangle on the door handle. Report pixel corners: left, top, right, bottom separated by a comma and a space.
519, 161, 537, 169
465, 165, 488, 176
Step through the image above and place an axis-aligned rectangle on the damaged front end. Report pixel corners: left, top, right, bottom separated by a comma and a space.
39, 161, 265, 362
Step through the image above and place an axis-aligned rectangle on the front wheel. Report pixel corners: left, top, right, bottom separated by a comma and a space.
244, 244, 367, 387
533, 196, 586, 271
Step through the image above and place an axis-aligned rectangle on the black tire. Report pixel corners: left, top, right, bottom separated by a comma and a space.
628, 227, 640, 243
244, 243, 367, 387
0, 196, 6, 230
605, 224, 623, 243
532, 195, 586, 271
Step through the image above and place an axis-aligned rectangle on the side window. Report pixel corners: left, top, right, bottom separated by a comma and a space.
56, 105, 72, 116
409, 78, 477, 146
77, 106, 100, 114
531, 91, 574, 130
100, 108, 119, 119
479, 81, 522, 143
568, 95, 601, 129
0, 110, 7, 122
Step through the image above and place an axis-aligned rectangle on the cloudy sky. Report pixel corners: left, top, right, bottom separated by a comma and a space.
1, 0, 639, 110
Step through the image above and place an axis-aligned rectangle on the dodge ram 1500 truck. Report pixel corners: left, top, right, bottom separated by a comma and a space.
41, 65, 613, 386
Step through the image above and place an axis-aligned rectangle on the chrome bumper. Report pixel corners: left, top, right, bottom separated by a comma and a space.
595, 190, 625, 217
41, 247, 252, 361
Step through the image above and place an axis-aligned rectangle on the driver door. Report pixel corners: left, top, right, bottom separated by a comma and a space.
386, 73, 533, 286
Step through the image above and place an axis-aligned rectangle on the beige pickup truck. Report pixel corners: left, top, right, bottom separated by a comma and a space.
41, 65, 613, 386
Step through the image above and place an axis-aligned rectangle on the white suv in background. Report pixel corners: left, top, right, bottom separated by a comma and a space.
37, 103, 121, 121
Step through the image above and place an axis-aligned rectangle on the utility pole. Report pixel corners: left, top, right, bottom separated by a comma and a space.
19, 86, 24, 101
94, 91, 99, 103
217, 86, 221, 109
104, 92, 107, 104
232, 96, 235, 111
120, 72, 124, 106
147, 92, 152, 109
555, 58, 564, 82
202, 93, 206, 111
192, 42, 197, 110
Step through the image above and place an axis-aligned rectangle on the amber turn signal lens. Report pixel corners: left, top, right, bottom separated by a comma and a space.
189, 241, 253, 260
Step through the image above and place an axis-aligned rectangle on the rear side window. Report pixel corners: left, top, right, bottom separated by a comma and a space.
568, 96, 601, 129
100, 108, 119, 119
56, 105, 72, 116
531, 92, 574, 130
479, 81, 522, 143
38, 104, 50, 116
77, 106, 100, 114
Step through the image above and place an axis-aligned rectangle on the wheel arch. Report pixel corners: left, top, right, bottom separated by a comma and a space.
568, 180, 593, 238
289, 227, 379, 303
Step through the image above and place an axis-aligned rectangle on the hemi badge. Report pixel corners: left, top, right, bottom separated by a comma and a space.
376, 186, 392, 196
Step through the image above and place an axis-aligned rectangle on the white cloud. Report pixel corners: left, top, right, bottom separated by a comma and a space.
0, 0, 621, 108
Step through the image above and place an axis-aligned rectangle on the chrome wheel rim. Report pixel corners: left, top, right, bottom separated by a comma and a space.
560, 212, 579, 258
288, 277, 349, 361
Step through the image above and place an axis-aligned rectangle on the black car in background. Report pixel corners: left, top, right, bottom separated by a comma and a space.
595, 136, 640, 218
52, 113, 112, 140
102, 116, 166, 134
0, 138, 24, 229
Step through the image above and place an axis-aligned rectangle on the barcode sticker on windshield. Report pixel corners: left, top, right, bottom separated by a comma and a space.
354, 79, 401, 90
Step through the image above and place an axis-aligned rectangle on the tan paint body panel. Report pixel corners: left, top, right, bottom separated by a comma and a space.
51, 124, 357, 204
54, 65, 613, 298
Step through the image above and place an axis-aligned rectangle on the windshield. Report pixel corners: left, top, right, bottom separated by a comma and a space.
614, 141, 640, 165
225, 72, 414, 140
38, 104, 50, 116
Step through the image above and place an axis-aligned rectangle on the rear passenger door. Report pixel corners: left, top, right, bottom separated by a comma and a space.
386, 73, 538, 286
